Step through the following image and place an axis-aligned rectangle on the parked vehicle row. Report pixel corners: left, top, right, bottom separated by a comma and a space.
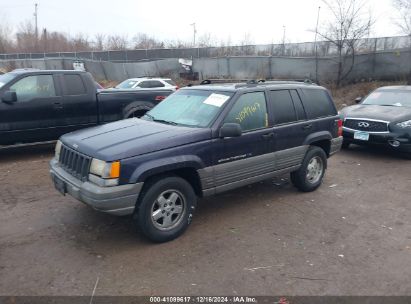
0, 70, 172, 146
50, 80, 343, 242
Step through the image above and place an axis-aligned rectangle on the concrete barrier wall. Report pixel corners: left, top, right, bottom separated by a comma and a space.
0, 58, 181, 82
1, 50, 410, 83
193, 50, 411, 82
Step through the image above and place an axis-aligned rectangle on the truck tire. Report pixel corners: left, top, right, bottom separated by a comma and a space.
290, 146, 327, 192
135, 175, 197, 243
124, 101, 154, 118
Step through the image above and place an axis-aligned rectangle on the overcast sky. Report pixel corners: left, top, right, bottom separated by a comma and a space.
0, 0, 405, 45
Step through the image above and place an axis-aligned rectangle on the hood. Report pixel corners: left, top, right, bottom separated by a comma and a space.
61, 118, 211, 161
340, 104, 411, 122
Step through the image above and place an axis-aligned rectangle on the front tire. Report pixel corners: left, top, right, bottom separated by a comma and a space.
291, 146, 327, 192
135, 176, 197, 243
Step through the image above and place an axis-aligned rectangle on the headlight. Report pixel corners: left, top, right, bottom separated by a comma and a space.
89, 159, 121, 187
396, 120, 411, 128
55, 140, 62, 159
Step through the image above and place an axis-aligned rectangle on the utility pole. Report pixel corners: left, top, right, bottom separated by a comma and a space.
314, 6, 321, 83
190, 22, 197, 47
34, 3, 38, 51
282, 25, 286, 56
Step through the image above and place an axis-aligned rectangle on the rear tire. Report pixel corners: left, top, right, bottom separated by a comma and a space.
291, 146, 327, 192
135, 175, 197, 243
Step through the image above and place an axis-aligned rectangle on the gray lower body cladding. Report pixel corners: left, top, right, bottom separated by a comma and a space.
199, 146, 308, 196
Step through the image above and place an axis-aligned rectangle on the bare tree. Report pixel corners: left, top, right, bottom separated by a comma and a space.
0, 22, 14, 53
393, 0, 411, 34
94, 33, 106, 50
197, 33, 217, 47
316, 0, 373, 86
133, 33, 164, 49
106, 34, 128, 50
15, 21, 37, 53
240, 33, 255, 55
392, 0, 411, 84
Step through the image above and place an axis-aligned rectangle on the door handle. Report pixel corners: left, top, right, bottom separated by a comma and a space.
262, 132, 275, 139
53, 102, 63, 109
302, 124, 312, 130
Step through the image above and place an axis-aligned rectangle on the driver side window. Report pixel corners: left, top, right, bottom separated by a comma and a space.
10, 75, 56, 102
223, 92, 268, 132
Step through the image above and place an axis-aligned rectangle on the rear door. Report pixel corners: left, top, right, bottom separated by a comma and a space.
268, 89, 310, 170
56, 73, 98, 134
212, 91, 275, 191
0, 73, 63, 144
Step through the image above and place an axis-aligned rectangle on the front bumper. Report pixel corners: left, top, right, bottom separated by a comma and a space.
50, 158, 143, 216
343, 128, 411, 153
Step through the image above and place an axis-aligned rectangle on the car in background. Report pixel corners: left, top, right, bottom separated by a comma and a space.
114, 77, 178, 91
340, 86, 411, 156
0, 70, 172, 146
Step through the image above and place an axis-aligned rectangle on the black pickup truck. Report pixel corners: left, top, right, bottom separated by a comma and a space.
0, 69, 172, 146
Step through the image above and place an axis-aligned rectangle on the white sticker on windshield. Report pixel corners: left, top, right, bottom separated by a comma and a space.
203, 93, 230, 107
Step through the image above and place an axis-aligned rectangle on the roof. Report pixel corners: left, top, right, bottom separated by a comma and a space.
11, 69, 87, 75
376, 85, 411, 91
182, 80, 323, 93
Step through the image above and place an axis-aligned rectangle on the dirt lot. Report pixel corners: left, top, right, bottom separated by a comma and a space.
0, 144, 410, 296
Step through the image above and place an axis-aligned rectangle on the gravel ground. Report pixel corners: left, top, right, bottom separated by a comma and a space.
0, 144, 410, 296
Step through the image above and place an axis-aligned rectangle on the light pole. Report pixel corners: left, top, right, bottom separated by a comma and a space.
282, 25, 286, 56
190, 23, 197, 47
34, 3, 39, 51
314, 6, 321, 83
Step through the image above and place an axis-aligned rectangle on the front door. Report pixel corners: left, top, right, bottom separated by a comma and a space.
0, 74, 62, 144
213, 91, 275, 191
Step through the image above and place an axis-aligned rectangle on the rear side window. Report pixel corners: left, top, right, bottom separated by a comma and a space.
301, 89, 336, 119
63, 74, 86, 95
269, 90, 297, 125
149, 80, 165, 88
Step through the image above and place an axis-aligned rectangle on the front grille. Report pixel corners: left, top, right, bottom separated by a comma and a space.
59, 145, 91, 181
344, 119, 388, 132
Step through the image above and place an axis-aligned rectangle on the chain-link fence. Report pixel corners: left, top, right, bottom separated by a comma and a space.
1, 36, 410, 62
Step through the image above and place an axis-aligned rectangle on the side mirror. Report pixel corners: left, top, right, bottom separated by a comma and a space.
220, 123, 242, 138
2, 91, 17, 104
354, 96, 362, 104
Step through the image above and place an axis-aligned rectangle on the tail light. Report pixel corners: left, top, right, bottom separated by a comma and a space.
155, 95, 166, 102
337, 119, 343, 137
175, 86, 179, 90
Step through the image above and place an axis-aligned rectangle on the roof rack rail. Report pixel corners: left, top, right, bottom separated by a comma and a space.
199, 78, 316, 87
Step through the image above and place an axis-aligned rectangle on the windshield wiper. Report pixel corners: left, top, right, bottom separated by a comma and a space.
152, 119, 179, 126
143, 113, 178, 125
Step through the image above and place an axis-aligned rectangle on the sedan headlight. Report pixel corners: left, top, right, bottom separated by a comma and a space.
396, 120, 411, 128
55, 140, 62, 159
89, 159, 121, 187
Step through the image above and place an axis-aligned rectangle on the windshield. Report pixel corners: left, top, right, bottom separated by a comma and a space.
0, 73, 18, 89
362, 90, 411, 107
143, 89, 233, 128
116, 79, 138, 89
